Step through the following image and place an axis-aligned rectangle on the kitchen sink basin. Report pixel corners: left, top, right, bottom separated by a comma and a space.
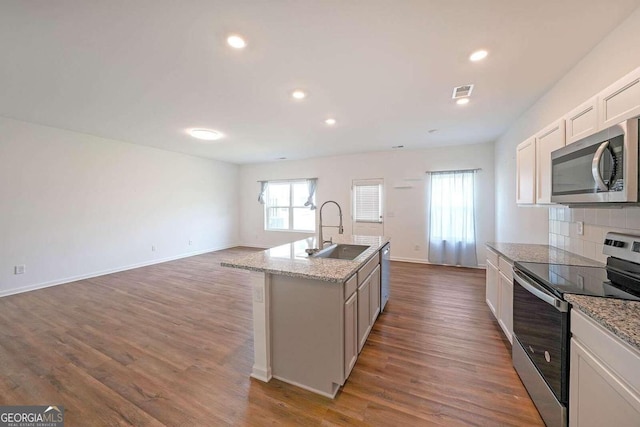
311, 244, 369, 260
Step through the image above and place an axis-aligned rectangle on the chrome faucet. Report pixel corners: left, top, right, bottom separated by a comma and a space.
318, 200, 344, 249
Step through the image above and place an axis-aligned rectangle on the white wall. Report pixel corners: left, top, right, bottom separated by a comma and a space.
495, 5, 640, 244
239, 143, 495, 264
0, 117, 239, 296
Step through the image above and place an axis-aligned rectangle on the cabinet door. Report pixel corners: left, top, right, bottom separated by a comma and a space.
566, 96, 598, 144
498, 271, 513, 344
485, 260, 499, 318
369, 265, 381, 325
357, 276, 371, 353
516, 137, 536, 204
569, 338, 640, 427
535, 119, 565, 204
344, 291, 358, 380
599, 66, 640, 129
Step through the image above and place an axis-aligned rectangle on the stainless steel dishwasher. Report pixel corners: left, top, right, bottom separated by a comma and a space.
380, 242, 390, 311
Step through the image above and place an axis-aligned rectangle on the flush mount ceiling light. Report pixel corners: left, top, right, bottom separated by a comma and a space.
456, 98, 470, 105
188, 128, 224, 140
469, 49, 488, 61
325, 118, 336, 126
291, 90, 307, 100
227, 35, 247, 49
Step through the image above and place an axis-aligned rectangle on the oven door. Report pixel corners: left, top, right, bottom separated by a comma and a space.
550, 119, 638, 204
512, 269, 569, 404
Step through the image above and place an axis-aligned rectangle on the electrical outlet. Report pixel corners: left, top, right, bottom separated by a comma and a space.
152, 245, 156, 252
188, 240, 193, 246
414, 244, 420, 251
14, 265, 25, 275
577, 221, 584, 235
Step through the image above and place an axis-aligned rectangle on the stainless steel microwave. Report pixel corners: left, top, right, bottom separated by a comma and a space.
551, 118, 639, 204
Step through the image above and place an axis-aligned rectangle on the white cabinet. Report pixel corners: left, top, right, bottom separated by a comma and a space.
485, 246, 513, 344
569, 309, 640, 427
357, 274, 371, 353
535, 119, 565, 204
485, 251, 499, 317
565, 96, 598, 144
599, 66, 640, 129
516, 137, 536, 204
498, 270, 513, 344
369, 265, 381, 325
344, 291, 358, 379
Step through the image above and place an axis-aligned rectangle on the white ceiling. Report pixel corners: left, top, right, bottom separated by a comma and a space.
1, 1, 639, 164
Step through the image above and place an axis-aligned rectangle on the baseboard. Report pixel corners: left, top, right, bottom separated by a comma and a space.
391, 256, 486, 269
0, 243, 239, 298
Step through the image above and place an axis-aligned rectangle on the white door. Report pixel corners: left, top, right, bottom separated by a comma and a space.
352, 179, 384, 236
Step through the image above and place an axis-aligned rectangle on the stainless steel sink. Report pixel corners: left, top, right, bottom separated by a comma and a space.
311, 244, 369, 260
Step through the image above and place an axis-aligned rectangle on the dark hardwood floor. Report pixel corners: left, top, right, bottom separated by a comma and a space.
0, 248, 543, 426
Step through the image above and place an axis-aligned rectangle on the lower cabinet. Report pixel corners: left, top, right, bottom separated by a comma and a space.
485, 246, 513, 344
343, 291, 358, 379
369, 265, 381, 325
357, 274, 372, 353
569, 309, 640, 427
498, 271, 513, 344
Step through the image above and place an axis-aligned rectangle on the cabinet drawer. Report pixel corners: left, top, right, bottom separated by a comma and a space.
486, 247, 499, 267
358, 253, 380, 285
571, 309, 640, 395
344, 273, 357, 300
498, 257, 513, 281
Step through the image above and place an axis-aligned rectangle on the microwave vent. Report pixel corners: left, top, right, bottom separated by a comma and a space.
452, 84, 474, 99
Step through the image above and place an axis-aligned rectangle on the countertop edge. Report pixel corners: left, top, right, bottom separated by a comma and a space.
565, 295, 640, 352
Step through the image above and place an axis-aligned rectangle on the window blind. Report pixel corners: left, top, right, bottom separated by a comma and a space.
354, 184, 382, 223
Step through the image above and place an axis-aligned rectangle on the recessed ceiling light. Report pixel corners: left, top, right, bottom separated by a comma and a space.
325, 118, 336, 126
188, 128, 224, 140
227, 35, 247, 49
456, 98, 470, 105
469, 50, 488, 62
292, 90, 307, 100
277, 157, 287, 160
428, 129, 438, 134
392, 145, 404, 149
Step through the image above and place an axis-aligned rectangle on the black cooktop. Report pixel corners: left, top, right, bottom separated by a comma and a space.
515, 261, 640, 301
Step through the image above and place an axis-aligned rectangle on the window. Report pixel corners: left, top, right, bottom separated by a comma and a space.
428, 170, 477, 266
264, 180, 316, 232
353, 180, 383, 223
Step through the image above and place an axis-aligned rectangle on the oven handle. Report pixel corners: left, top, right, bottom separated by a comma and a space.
591, 140, 610, 192
513, 269, 569, 312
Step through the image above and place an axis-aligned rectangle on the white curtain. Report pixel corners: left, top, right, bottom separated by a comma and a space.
257, 181, 268, 204
428, 170, 477, 267
304, 178, 317, 210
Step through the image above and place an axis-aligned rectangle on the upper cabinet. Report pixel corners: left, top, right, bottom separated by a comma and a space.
517, 66, 640, 207
565, 96, 598, 144
599, 66, 640, 129
535, 119, 566, 204
516, 137, 536, 204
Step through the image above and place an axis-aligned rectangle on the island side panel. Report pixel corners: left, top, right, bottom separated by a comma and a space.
270, 274, 344, 398
250, 271, 272, 382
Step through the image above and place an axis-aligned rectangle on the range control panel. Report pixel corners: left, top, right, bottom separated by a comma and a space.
604, 232, 640, 262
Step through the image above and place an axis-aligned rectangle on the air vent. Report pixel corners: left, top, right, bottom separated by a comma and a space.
452, 84, 474, 99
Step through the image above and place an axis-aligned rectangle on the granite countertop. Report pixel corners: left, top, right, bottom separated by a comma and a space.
486, 242, 603, 267
221, 235, 389, 283
565, 294, 640, 352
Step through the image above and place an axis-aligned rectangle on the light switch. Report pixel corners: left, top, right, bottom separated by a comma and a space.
254, 285, 264, 303
577, 221, 584, 235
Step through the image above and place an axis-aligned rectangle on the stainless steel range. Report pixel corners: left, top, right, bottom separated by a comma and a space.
512, 232, 640, 427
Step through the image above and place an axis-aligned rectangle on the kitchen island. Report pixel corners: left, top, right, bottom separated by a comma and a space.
222, 235, 390, 398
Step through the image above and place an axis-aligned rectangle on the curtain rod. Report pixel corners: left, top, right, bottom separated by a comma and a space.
256, 177, 318, 183
425, 168, 481, 174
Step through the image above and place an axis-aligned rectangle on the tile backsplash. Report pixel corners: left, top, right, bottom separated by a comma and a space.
549, 207, 640, 263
